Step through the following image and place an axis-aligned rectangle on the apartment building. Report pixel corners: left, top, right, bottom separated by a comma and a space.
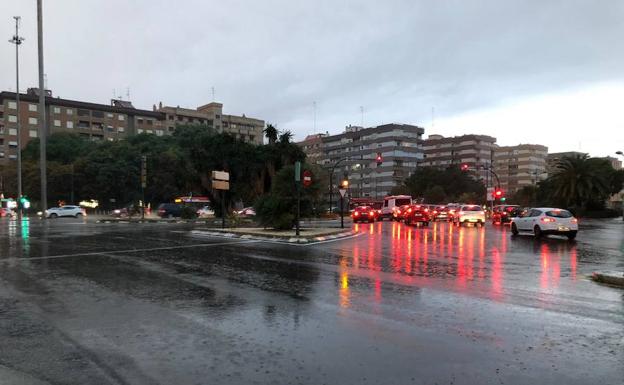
157, 101, 264, 145
421, 134, 497, 182
0, 88, 165, 162
546, 151, 587, 174
494, 144, 548, 193
300, 123, 425, 199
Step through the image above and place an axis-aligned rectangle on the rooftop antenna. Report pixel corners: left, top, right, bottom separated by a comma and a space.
126, 87, 130, 100
432, 106, 435, 129
360, 106, 364, 127
313, 101, 317, 133
211, 86, 215, 102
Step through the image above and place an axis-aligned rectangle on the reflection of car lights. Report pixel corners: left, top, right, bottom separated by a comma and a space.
571, 218, 578, 224
541, 217, 556, 223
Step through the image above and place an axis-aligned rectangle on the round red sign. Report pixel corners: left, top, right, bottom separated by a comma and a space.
302, 170, 313, 187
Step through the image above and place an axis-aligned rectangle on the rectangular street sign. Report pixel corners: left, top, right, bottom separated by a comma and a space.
212, 171, 230, 181
486, 187, 494, 201
294, 161, 301, 182
212, 180, 230, 190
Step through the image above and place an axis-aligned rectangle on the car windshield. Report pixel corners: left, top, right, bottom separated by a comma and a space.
462, 206, 482, 211
356, 206, 371, 211
546, 210, 573, 218
395, 198, 411, 206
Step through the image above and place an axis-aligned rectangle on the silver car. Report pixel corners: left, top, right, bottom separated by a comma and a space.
45, 205, 85, 218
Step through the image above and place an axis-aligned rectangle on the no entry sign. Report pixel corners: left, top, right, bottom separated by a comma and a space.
302, 170, 313, 187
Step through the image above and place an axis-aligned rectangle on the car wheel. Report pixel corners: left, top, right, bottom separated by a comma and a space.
567, 231, 577, 240
533, 225, 542, 238
167, 214, 173, 219
49, 213, 58, 219
75, 213, 82, 218
511, 223, 519, 235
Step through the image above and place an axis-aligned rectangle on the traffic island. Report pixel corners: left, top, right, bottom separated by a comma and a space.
191, 227, 358, 244
591, 271, 624, 288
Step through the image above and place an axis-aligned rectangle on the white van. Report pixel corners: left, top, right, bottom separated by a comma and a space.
381, 195, 412, 220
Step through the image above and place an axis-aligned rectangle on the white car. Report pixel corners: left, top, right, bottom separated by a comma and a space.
453, 204, 486, 226
196, 205, 215, 218
46, 205, 86, 218
510, 207, 578, 240
237, 207, 256, 216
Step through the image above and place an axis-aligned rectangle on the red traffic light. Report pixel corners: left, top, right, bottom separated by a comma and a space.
493, 188, 504, 198
461, 163, 469, 171
376, 153, 383, 165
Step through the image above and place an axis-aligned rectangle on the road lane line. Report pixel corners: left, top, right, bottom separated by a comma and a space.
0, 240, 260, 262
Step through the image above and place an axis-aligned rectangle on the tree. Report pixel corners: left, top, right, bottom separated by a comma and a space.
423, 185, 446, 204
548, 155, 612, 210
263, 124, 278, 145
254, 164, 322, 230
401, 166, 485, 202
511, 185, 538, 207
278, 130, 293, 144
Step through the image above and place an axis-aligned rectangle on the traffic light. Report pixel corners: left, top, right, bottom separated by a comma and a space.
461, 163, 469, 171
18, 196, 30, 209
341, 179, 349, 188
493, 188, 504, 200
376, 152, 383, 166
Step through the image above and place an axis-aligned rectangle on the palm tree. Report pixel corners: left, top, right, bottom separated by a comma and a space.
263, 124, 278, 145
549, 155, 610, 209
278, 130, 293, 144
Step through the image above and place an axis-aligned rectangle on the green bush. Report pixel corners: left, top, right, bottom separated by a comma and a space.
255, 195, 296, 230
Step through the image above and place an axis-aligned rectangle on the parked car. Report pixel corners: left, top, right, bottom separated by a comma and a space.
351, 205, 377, 223
45, 205, 86, 219
237, 207, 256, 216
511, 208, 578, 240
492, 205, 521, 224
157, 203, 183, 218
452, 205, 486, 226
403, 205, 430, 226
197, 205, 215, 218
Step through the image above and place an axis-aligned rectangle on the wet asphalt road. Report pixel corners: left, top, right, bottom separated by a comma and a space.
0, 218, 622, 385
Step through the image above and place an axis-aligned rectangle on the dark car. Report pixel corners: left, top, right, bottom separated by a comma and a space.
433, 206, 452, 221
157, 203, 183, 218
492, 205, 521, 224
351, 205, 377, 223
403, 204, 430, 226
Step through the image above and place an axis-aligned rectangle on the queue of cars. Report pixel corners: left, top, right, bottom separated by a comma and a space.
351, 195, 579, 240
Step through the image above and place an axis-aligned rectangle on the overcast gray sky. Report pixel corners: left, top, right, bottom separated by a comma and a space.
2, 0, 623, 156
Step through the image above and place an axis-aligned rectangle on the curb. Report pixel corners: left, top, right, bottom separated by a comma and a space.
591, 271, 624, 288
190, 229, 358, 244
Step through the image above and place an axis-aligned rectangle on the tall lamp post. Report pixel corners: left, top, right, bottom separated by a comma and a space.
9, 16, 24, 219
615, 151, 623, 221
326, 157, 348, 213
38, 0, 48, 216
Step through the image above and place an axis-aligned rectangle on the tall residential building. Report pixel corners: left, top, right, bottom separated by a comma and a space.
157, 101, 264, 145
299, 123, 425, 199
494, 144, 548, 193
0, 89, 165, 163
546, 151, 587, 174
421, 134, 497, 182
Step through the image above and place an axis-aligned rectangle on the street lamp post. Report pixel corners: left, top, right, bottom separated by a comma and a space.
38, 0, 48, 216
9, 16, 24, 219
326, 157, 348, 213
615, 151, 623, 221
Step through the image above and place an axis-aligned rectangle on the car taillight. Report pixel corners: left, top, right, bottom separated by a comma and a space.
502, 212, 507, 216
459, 211, 465, 215
433, 210, 438, 214
424, 208, 429, 212
541, 217, 556, 223
407, 208, 412, 213
571, 218, 578, 224
369, 211, 374, 216
354, 212, 360, 216
449, 210, 455, 214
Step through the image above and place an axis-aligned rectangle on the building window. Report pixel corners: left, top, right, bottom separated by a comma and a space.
66, 109, 73, 115
137, 129, 143, 134
215, 114, 221, 119
67, 121, 74, 129
156, 130, 163, 136
146, 130, 153, 134
29, 130, 37, 138
29, 104, 37, 112
107, 125, 114, 132
117, 127, 125, 133
53, 107, 60, 114
168, 115, 174, 121
28, 117, 38, 125
8, 101, 17, 109
118, 115, 125, 121
147, 120, 153, 126
9, 155, 17, 160
8, 115, 17, 123
107, 113, 114, 118
9, 141, 18, 147
9, 128, 17, 136
77, 109, 90, 117
54, 119, 61, 127
137, 118, 144, 124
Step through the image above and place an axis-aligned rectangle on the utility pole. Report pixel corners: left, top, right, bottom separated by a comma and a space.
9, 16, 25, 219
38, 0, 48, 216
313, 101, 317, 133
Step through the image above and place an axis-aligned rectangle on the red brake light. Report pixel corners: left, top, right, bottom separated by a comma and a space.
572, 218, 578, 224
407, 208, 412, 213
354, 212, 360, 216
369, 211, 374, 216
541, 217, 556, 223
424, 208, 429, 212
